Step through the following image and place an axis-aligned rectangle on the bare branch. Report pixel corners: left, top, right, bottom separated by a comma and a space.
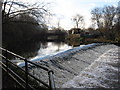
7, 0, 14, 15
2, 0, 51, 25
72, 14, 84, 29
91, 7, 103, 28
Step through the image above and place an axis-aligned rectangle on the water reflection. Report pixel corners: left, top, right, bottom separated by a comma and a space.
5, 41, 74, 60
4, 41, 41, 59
67, 41, 80, 47
30, 42, 72, 60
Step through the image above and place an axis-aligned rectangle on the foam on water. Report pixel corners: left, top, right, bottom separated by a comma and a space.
17, 43, 104, 67
62, 48, 119, 88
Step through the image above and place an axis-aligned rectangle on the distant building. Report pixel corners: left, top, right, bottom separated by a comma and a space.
68, 28, 81, 34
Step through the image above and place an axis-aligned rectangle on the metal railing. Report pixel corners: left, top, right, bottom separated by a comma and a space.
0, 47, 55, 90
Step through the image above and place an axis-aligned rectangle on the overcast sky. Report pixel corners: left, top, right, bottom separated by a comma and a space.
22, 0, 119, 30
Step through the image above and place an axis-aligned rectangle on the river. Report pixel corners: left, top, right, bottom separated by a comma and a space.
7, 41, 83, 60
29, 42, 73, 60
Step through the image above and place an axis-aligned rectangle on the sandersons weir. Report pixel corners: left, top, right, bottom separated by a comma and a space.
0, 43, 119, 89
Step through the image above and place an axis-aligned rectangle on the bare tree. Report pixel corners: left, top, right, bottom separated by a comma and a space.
103, 6, 116, 29
2, 0, 51, 24
91, 7, 103, 29
116, 4, 120, 25
72, 14, 84, 29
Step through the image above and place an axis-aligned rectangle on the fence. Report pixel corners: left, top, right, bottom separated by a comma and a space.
0, 47, 55, 90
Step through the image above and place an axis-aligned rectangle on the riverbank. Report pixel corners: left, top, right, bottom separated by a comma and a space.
27, 43, 119, 88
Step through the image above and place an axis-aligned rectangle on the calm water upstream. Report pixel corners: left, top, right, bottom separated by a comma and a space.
29, 42, 73, 60
7, 41, 83, 60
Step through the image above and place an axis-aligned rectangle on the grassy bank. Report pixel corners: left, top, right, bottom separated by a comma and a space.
66, 34, 119, 46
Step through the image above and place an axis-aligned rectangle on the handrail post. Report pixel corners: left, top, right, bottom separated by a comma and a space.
48, 70, 55, 90
25, 59, 28, 90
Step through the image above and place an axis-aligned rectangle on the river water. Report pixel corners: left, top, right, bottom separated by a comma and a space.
7, 41, 81, 60
6, 41, 85, 62
29, 42, 73, 60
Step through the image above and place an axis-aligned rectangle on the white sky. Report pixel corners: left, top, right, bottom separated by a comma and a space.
20, 0, 119, 30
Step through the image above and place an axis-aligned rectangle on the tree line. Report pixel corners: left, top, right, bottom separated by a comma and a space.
91, 5, 120, 41
69, 4, 120, 44
2, 0, 120, 49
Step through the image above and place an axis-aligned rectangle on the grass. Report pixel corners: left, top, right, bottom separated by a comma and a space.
85, 37, 118, 44
66, 34, 119, 46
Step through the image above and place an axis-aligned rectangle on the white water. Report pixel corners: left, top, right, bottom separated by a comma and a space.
62, 48, 119, 88
17, 43, 101, 67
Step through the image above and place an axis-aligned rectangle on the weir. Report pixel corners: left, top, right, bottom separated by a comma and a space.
20, 43, 118, 88
0, 43, 118, 88
17, 43, 105, 67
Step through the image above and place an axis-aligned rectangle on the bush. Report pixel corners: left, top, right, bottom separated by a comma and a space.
2, 14, 48, 48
